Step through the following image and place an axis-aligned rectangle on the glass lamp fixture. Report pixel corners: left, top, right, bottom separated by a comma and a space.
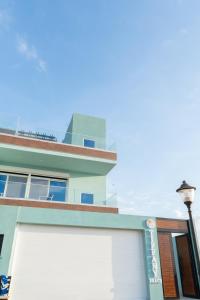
176, 180, 196, 204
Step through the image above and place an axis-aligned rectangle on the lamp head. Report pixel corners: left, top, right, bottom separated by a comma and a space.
176, 180, 196, 204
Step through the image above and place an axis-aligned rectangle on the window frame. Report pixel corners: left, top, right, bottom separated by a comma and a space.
0, 172, 28, 198
0, 172, 68, 202
28, 175, 67, 202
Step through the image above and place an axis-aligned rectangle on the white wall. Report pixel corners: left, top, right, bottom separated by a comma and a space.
9, 224, 147, 300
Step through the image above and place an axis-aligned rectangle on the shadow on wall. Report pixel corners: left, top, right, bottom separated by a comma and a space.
111, 229, 148, 300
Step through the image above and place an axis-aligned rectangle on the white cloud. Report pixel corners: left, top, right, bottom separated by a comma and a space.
17, 36, 47, 72
174, 209, 184, 218
180, 28, 188, 36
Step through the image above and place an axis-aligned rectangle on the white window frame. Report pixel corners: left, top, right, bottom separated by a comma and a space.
0, 172, 68, 202
28, 175, 68, 202
0, 172, 28, 198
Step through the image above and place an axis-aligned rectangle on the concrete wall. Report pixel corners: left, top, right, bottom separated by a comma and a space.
63, 113, 106, 149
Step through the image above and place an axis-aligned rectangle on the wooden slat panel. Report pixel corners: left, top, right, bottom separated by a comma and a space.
158, 232, 179, 299
0, 134, 117, 161
176, 234, 199, 298
0, 198, 118, 214
157, 218, 188, 233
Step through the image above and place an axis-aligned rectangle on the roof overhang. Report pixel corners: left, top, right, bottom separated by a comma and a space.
0, 134, 117, 175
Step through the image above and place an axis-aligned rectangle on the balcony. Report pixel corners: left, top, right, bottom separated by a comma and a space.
0, 118, 117, 176
0, 174, 117, 208
0, 116, 116, 152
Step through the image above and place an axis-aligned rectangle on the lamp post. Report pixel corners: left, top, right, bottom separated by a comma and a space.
176, 180, 200, 279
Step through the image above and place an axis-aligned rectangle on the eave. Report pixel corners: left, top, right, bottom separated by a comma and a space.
0, 134, 117, 175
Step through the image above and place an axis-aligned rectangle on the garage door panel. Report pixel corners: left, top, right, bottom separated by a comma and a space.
9, 224, 147, 300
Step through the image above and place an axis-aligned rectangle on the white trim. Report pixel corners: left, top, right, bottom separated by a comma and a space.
25, 174, 31, 199
3, 175, 8, 197
0, 131, 116, 153
0, 197, 110, 207
8, 225, 19, 275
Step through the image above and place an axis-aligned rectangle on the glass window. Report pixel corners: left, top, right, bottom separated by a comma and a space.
6, 175, 27, 198
49, 180, 66, 202
81, 193, 94, 204
0, 174, 7, 197
29, 178, 49, 200
84, 139, 95, 148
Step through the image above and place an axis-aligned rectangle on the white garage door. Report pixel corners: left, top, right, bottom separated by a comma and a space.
9, 224, 147, 300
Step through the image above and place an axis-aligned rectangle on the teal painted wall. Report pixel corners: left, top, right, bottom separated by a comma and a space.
0, 205, 164, 300
172, 236, 183, 297
63, 114, 109, 205
68, 173, 107, 205
0, 206, 19, 274
63, 113, 106, 149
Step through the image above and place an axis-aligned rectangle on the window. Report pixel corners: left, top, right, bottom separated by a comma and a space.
49, 181, 66, 202
0, 173, 27, 198
0, 172, 67, 202
81, 193, 94, 204
29, 177, 67, 202
83, 139, 95, 148
0, 235, 4, 256
6, 175, 27, 198
29, 178, 49, 200
0, 175, 6, 197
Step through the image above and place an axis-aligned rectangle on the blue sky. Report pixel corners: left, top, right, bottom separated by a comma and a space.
1, 0, 200, 218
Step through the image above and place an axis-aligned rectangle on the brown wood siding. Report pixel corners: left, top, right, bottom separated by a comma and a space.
176, 234, 198, 297
158, 232, 179, 299
157, 218, 188, 233
0, 134, 117, 161
0, 198, 118, 214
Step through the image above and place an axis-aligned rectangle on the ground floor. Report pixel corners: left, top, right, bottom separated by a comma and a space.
0, 202, 200, 300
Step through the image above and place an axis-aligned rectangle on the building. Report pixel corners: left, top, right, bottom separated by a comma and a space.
0, 113, 199, 300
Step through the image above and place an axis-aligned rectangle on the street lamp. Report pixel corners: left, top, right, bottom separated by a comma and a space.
176, 180, 196, 215
176, 180, 200, 279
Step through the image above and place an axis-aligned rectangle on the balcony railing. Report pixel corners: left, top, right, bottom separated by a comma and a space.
0, 116, 116, 152
0, 180, 117, 207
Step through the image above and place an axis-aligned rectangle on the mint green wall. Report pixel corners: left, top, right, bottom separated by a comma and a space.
68, 173, 107, 205
0, 144, 116, 175
0, 206, 19, 274
144, 228, 164, 300
63, 113, 108, 205
0, 205, 164, 300
63, 113, 106, 149
172, 236, 183, 297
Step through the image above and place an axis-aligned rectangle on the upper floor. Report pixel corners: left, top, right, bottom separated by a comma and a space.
0, 113, 117, 208
0, 113, 116, 175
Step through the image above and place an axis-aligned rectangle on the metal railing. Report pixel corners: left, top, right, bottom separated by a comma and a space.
0, 116, 116, 152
